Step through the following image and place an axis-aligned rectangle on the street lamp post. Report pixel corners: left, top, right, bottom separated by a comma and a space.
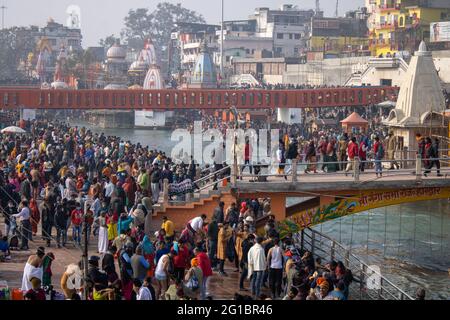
220, 0, 224, 79
1, 5, 6, 30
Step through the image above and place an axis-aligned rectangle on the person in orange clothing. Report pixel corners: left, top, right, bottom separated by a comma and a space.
102, 161, 112, 178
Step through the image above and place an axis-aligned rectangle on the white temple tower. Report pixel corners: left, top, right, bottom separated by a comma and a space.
384, 41, 447, 151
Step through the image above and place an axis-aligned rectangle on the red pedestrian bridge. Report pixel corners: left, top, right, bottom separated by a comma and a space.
0, 86, 398, 110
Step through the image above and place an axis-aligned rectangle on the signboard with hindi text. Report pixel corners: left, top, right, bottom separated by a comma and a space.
277, 187, 450, 237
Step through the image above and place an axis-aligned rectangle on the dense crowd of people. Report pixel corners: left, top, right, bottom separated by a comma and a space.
0, 118, 357, 301
0, 115, 436, 301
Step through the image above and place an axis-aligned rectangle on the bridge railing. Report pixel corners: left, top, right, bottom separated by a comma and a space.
235, 155, 450, 184
296, 228, 414, 300
160, 165, 231, 204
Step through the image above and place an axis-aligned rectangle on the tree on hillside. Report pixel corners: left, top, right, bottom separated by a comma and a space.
121, 2, 205, 68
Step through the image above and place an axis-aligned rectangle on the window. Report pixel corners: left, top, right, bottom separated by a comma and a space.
294, 48, 299, 54
277, 33, 284, 39
289, 34, 293, 40
295, 34, 301, 40
68, 39, 79, 46
276, 47, 282, 53
49, 39, 57, 46
246, 49, 250, 54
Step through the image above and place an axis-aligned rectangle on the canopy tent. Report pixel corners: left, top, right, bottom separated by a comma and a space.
340, 112, 368, 134
1, 126, 26, 134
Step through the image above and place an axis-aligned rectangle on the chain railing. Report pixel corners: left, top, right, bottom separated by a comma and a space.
296, 228, 414, 300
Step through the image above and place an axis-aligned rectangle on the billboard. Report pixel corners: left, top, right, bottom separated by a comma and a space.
22, 109, 36, 121
430, 21, 450, 42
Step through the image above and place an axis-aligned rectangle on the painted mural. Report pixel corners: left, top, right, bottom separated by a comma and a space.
278, 187, 450, 238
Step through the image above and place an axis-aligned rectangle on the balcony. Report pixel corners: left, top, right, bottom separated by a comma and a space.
369, 38, 392, 47
375, 21, 401, 30
378, 3, 401, 11
369, 57, 401, 68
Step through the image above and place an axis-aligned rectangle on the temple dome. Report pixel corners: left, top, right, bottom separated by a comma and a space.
107, 42, 126, 60
190, 41, 217, 88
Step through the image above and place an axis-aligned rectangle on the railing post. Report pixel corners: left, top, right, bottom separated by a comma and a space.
330, 241, 335, 261
311, 231, 316, 256
379, 278, 383, 300
354, 157, 360, 182
292, 159, 298, 182
301, 229, 304, 252
416, 154, 422, 181
402, 147, 407, 169
345, 250, 350, 267
163, 178, 169, 205
360, 264, 366, 300
231, 162, 237, 186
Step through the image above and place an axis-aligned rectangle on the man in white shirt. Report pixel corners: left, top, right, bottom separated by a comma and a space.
247, 236, 266, 298
133, 279, 152, 300
267, 238, 284, 299
188, 214, 207, 234
104, 177, 115, 201
12, 200, 32, 250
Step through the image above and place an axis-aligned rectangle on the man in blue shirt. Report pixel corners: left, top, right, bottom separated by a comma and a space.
328, 280, 347, 300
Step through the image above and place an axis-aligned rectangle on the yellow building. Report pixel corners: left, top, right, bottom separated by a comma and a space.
368, 0, 450, 56
310, 12, 370, 56
309, 36, 369, 55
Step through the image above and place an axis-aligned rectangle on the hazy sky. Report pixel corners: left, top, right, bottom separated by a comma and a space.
2, 0, 365, 47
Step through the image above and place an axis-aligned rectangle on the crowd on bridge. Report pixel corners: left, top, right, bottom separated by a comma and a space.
265, 130, 443, 180
229, 82, 356, 91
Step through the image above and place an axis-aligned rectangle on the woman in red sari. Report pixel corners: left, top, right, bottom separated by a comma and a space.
122, 177, 137, 208
29, 198, 40, 236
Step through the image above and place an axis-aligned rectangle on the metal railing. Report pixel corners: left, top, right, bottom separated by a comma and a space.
236, 155, 450, 183
296, 228, 414, 300
159, 166, 231, 205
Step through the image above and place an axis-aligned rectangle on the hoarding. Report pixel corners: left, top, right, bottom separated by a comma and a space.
430, 21, 450, 42
22, 109, 36, 121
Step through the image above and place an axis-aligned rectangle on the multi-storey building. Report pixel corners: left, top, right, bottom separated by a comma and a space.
309, 9, 370, 57
170, 22, 220, 79
19, 18, 83, 55
16, 18, 83, 82
368, 0, 450, 56
250, 5, 316, 57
